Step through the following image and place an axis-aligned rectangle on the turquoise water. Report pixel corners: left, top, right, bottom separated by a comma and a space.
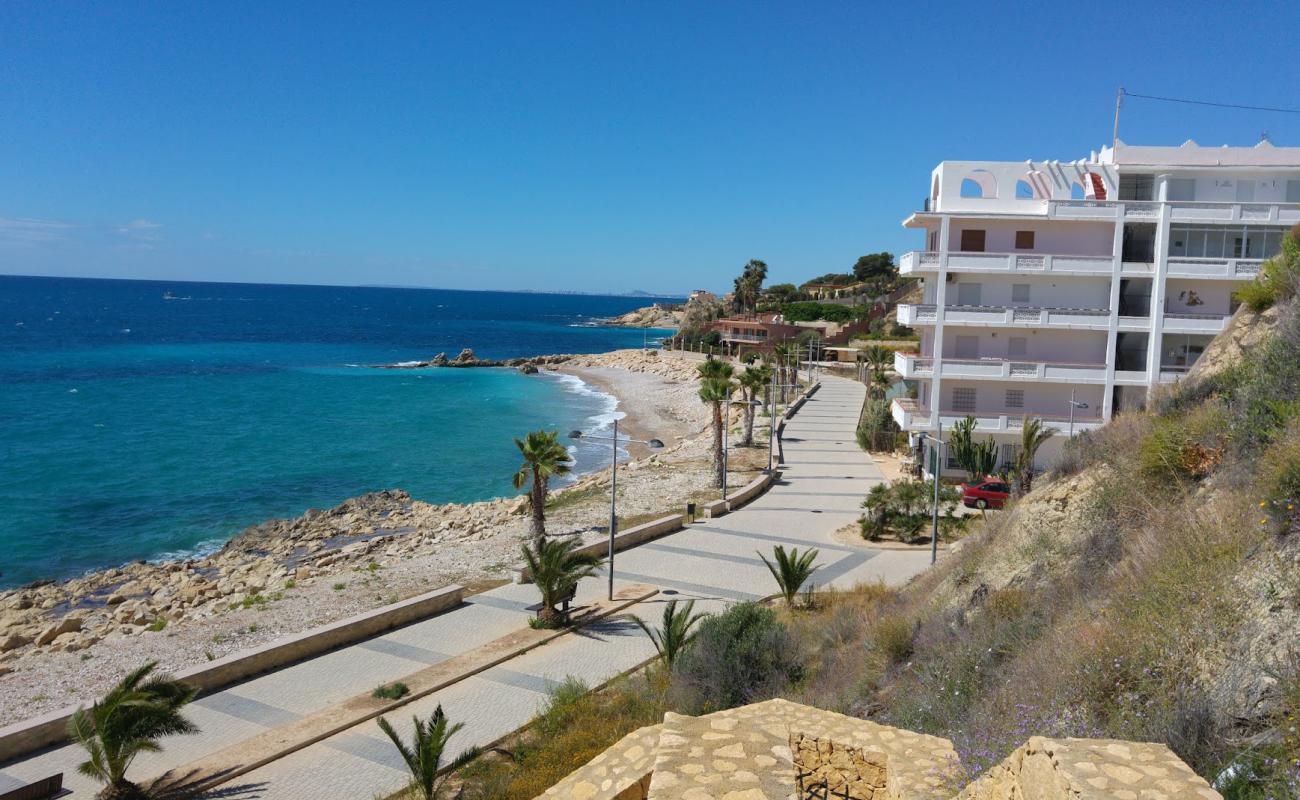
0, 276, 676, 588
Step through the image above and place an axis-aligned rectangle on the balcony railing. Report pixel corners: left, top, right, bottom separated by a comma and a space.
1048, 199, 1300, 225
890, 398, 1103, 433
898, 303, 1110, 328
1165, 257, 1264, 278
899, 250, 1114, 275
894, 352, 1109, 383
719, 332, 769, 343
1162, 312, 1231, 334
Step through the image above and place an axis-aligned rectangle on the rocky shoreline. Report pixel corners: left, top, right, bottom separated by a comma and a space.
373, 348, 574, 372
0, 349, 749, 722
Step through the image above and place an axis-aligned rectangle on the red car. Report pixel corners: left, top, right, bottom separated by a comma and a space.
961, 478, 1012, 510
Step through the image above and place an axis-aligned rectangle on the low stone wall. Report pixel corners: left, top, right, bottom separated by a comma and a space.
517, 515, 684, 582
726, 472, 776, 509
0, 584, 465, 763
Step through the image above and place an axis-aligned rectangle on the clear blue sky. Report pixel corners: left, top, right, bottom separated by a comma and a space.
2, 2, 1298, 295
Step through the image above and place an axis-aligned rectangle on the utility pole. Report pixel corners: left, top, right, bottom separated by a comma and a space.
1112, 87, 1125, 150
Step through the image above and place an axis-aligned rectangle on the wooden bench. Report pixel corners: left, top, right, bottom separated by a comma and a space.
0, 774, 64, 800
528, 583, 578, 624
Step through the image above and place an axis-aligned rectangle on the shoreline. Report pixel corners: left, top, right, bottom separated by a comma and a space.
0, 349, 741, 723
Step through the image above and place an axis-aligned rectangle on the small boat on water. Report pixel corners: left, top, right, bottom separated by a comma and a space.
163, 291, 191, 301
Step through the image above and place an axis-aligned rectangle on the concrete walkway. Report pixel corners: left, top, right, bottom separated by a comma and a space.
0, 375, 930, 800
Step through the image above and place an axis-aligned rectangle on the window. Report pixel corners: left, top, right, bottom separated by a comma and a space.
1007, 337, 1028, 358
956, 282, 982, 306
1169, 225, 1289, 260
1235, 180, 1256, 202
959, 229, 986, 252
1167, 178, 1196, 201
1014, 230, 1035, 249
1011, 284, 1031, 304
954, 335, 980, 359
1005, 389, 1025, 409
928, 231, 938, 250
1288, 180, 1300, 203
952, 387, 977, 412
1119, 174, 1154, 201
1000, 444, 1022, 469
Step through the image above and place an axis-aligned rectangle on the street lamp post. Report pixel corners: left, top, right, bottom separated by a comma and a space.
917, 425, 944, 565
569, 420, 664, 600
1067, 390, 1090, 438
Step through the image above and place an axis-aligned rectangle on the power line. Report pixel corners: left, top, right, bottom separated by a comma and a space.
1122, 88, 1300, 115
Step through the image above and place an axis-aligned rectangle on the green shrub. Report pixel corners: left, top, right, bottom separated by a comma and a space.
1234, 279, 1278, 313
781, 301, 853, 323
670, 603, 803, 713
856, 398, 899, 452
372, 682, 410, 700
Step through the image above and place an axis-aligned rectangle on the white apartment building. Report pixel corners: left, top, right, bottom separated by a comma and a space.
893, 138, 1300, 475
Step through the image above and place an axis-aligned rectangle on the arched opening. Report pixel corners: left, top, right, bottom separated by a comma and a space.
1070, 181, 1085, 200
1019, 170, 1051, 199
959, 169, 998, 199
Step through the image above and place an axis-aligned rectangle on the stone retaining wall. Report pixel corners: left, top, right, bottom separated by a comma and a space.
0, 584, 465, 763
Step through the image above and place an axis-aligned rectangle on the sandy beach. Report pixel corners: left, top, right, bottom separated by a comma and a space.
0, 349, 773, 724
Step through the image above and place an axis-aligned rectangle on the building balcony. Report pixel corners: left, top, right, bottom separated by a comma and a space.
719, 332, 769, 343
899, 250, 1114, 276
1045, 199, 1300, 224
894, 352, 1109, 383
1165, 257, 1264, 279
1162, 312, 1230, 334
890, 397, 1103, 434
896, 303, 1110, 329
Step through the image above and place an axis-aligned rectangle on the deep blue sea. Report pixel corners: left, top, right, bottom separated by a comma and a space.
0, 276, 677, 589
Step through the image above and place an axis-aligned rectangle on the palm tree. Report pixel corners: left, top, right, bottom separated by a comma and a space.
521, 537, 602, 622
869, 369, 891, 400
69, 662, 198, 800
376, 705, 465, 800
759, 545, 820, 606
1014, 416, 1056, 494
865, 344, 892, 376
697, 359, 735, 489
512, 429, 574, 544
631, 599, 707, 669
738, 366, 769, 447
860, 482, 891, 541
772, 343, 790, 404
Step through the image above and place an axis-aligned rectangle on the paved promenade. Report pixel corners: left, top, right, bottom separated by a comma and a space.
0, 375, 930, 800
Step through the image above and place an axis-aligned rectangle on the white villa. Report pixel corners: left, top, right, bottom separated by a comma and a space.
894, 138, 1300, 475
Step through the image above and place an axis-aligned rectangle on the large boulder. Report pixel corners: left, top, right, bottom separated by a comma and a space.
454, 348, 477, 364
34, 614, 83, 646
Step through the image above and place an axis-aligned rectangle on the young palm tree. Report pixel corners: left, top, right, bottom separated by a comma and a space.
759, 545, 820, 606
860, 482, 891, 541
512, 429, 574, 544
869, 368, 892, 400
376, 705, 465, 800
738, 366, 769, 447
772, 343, 790, 404
69, 662, 198, 800
631, 599, 707, 669
865, 344, 892, 376
1014, 415, 1056, 494
521, 537, 602, 622
697, 359, 735, 489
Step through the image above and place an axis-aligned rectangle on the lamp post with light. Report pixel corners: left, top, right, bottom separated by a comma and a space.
569, 418, 664, 600
1067, 390, 1090, 438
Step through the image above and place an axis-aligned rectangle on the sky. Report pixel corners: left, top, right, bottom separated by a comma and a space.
2, 1, 1299, 295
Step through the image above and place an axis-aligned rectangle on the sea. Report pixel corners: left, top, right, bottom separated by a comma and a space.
0, 275, 678, 589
